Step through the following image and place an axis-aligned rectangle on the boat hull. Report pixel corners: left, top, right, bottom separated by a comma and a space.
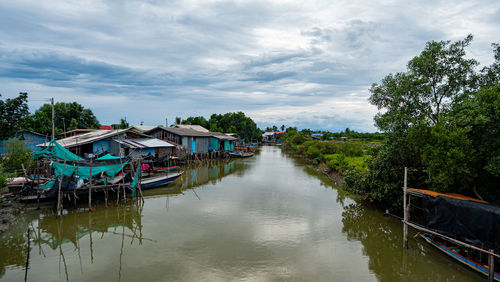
421, 234, 500, 281
140, 171, 184, 190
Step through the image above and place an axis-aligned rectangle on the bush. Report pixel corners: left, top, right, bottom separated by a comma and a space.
0, 166, 7, 189
3, 138, 32, 174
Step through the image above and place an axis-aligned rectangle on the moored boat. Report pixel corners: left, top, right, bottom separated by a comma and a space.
229, 151, 254, 158
140, 171, 184, 190
420, 234, 500, 281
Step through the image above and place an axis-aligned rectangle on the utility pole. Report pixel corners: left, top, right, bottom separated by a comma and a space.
51, 97, 55, 140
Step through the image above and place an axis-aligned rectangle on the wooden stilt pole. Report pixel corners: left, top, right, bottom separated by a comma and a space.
88, 158, 92, 212
403, 166, 408, 249
488, 251, 495, 282
57, 157, 67, 217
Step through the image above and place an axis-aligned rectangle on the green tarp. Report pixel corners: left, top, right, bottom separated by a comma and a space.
32, 140, 83, 161
130, 167, 142, 198
96, 154, 123, 160
51, 160, 129, 181
40, 180, 55, 190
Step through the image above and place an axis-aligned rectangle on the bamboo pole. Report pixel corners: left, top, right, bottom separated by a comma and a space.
57, 157, 67, 216
403, 166, 408, 249
88, 158, 92, 212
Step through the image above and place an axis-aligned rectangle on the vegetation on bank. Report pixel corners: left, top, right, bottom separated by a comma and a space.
284, 35, 500, 211
282, 129, 374, 182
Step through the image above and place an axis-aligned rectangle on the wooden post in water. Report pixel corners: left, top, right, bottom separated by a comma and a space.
88, 158, 92, 212
488, 251, 495, 282
403, 166, 408, 249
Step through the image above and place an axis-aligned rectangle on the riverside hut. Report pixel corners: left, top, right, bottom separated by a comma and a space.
145, 127, 211, 155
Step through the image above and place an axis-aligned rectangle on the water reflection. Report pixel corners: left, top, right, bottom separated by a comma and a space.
341, 202, 481, 281
142, 159, 248, 198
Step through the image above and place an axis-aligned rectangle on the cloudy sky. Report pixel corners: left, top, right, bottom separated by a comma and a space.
0, 0, 498, 131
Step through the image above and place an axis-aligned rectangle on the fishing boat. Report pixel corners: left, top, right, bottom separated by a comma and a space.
404, 187, 500, 281
140, 171, 184, 190
420, 234, 500, 281
141, 166, 181, 176
229, 151, 254, 158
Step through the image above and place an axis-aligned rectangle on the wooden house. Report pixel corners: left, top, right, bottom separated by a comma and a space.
146, 127, 211, 155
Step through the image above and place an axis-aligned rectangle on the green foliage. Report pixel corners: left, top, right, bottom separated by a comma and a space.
353, 35, 500, 208
0, 92, 29, 139
0, 164, 7, 189
182, 112, 261, 141
3, 139, 33, 173
370, 35, 477, 131
25, 102, 100, 135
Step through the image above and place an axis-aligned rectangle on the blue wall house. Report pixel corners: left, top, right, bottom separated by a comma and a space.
210, 132, 236, 151
0, 131, 47, 155
146, 127, 211, 155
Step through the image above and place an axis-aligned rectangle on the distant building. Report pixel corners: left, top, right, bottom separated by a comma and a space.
311, 133, 323, 140
262, 131, 284, 143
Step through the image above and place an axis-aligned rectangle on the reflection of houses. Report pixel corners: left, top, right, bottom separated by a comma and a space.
262, 131, 284, 143
0, 131, 47, 154
39, 128, 174, 158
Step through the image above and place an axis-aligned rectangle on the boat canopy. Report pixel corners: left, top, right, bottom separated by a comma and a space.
410, 188, 500, 253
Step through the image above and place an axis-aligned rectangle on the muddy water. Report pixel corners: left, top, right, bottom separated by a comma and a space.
0, 146, 481, 281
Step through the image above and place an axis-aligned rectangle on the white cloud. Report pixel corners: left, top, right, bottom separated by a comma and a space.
0, 0, 498, 131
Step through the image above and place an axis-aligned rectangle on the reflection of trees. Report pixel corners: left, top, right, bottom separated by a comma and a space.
341, 203, 478, 281
0, 213, 37, 278
31, 203, 146, 281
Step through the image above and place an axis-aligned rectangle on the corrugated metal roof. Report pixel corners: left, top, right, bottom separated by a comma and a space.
130, 125, 157, 132
156, 127, 212, 137
38, 128, 150, 148
210, 132, 237, 140
114, 138, 175, 148
174, 124, 209, 132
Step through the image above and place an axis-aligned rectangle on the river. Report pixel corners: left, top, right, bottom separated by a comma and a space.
0, 146, 482, 281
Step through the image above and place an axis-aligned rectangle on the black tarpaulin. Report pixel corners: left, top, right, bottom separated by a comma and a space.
422, 194, 500, 252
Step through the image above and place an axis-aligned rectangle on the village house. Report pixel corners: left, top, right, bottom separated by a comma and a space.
38, 128, 174, 159
145, 126, 211, 155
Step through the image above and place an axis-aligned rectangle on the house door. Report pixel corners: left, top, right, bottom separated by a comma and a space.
191, 140, 196, 153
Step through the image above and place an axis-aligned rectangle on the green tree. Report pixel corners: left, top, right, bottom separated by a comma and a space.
369, 35, 477, 131
345, 35, 500, 208
26, 102, 100, 135
3, 139, 32, 173
0, 92, 29, 139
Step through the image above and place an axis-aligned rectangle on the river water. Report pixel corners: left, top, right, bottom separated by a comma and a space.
0, 146, 482, 281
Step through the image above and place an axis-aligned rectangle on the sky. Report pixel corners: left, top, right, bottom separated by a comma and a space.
0, 0, 498, 132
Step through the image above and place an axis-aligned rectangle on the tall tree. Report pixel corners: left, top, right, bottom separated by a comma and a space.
369, 35, 478, 132
0, 92, 29, 139
26, 102, 100, 135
